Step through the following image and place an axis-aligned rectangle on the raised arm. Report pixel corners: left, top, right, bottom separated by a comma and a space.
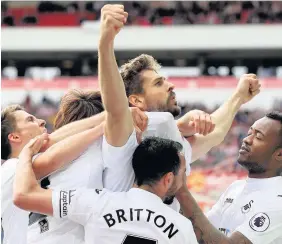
41, 112, 105, 151
98, 4, 134, 147
187, 74, 261, 162
33, 123, 104, 179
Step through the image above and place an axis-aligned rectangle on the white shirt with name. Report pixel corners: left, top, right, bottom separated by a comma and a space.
28, 112, 193, 243
207, 176, 282, 244
52, 188, 198, 244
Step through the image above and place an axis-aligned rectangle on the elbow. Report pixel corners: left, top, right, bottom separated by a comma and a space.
13, 192, 28, 210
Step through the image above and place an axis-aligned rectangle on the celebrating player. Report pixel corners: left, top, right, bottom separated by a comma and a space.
176, 111, 282, 244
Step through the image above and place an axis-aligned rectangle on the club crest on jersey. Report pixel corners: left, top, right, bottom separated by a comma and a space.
241, 200, 254, 214
249, 213, 270, 232
38, 218, 49, 233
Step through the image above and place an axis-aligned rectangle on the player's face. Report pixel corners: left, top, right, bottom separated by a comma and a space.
166, 153, 186, 198
10, 111, 47, 146
139, 69, 181, 117
238, 117, 281, 174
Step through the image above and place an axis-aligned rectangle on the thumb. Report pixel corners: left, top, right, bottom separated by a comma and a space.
188, 121, 195, 127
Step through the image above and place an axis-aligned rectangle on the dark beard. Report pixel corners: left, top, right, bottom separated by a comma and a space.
238, 161, 266, 174
147, 104, 181, 117
163, 195, 175, 205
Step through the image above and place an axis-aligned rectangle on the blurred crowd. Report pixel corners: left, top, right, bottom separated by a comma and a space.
2, 1, 282, 26
19, 94, 282, 173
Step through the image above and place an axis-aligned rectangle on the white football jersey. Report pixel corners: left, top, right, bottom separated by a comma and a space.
207, 176, 282, 244
28, 138, 104, 244
2, 158, 28, 244
102, 112, 192, 212
52, 188, 198, 244
2, 155, 39, 244
102, 112, 192, 191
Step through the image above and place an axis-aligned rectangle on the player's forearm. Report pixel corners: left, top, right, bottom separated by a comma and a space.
177, 188, 231, 244
98, 40, 129, 116
210, 92, 243, 140
188, 93, 244, 162
98, 40, 134, 146
13, 153, 41, 208
44, 112, 105, 150
33, 124, 104, 179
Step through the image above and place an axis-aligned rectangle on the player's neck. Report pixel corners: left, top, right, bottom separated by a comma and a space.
10, 146, 23, 159
134, 185, 165, 201
248, 169, 280, 179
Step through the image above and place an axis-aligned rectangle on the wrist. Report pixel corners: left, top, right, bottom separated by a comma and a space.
98, 37, 114, 50
229, 92, 244, 110
18, 151, 33, 162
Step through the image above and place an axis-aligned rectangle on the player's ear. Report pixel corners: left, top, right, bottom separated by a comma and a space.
163, 172, 174, 190
128, 95, 146, 110
8, 132, 21, 144
274, 147, 282, 162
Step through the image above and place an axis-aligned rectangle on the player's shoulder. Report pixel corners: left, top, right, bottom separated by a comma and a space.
225, 179, 246, 193
1, 158, 18, 184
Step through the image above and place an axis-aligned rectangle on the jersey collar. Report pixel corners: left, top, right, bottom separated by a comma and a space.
128, 188, 164, 204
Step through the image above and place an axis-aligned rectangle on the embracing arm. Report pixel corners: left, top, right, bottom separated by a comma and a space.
41, 112, 105, 152
176, 188, 252, 244
13, 135, 54, 215
33, 123, 104, 180
13, 136, 103, 224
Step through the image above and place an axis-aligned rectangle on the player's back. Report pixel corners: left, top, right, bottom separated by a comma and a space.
28, 139, 104, 244
2, 158, 29, 244
85, 188, 197, 244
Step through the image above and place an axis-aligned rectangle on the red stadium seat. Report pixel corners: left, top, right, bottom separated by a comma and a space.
38, 13, 80, 27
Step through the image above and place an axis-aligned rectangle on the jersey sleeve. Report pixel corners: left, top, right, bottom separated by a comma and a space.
144, 112, 192, 175
206, 191, 226, 228
102, 130, 138, 192
235, 209, 282, 244
52, 188, 107, 225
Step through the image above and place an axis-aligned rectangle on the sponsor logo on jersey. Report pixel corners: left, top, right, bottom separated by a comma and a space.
277, 195, 282, 197
38, 218, 49, 233
249, 213, 270, 232
219, 228, 231, 236
224, 198, 234, 204
241, 200, 254, 214
95, 189, 102, 195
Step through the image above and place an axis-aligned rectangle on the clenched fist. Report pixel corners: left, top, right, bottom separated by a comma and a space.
177, 110, 215, 137
100, 4, 128, 43
235, 74, 261, 104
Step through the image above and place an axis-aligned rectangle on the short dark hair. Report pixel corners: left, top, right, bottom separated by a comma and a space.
132, 137, 183, 186
266, 111, 282, 146
120, 54, 161, 98
54, 89, 104, 130
1, 104, 24, 160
